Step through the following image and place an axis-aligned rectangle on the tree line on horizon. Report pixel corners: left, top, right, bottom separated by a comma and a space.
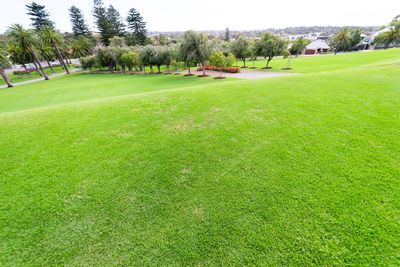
0, 1, 399, 87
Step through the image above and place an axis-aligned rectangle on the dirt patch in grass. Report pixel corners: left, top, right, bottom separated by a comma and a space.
281, 68, 293, 70
198, 75, 210, 78
261, 67, 272, 69
214, 76, 226, 79
184, 74, 194, 77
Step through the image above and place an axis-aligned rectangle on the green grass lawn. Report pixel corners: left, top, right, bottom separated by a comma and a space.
0, 65, 76, 86
1, 50, 400, 265
239, 48, 400, 73
0, 73, 235, 113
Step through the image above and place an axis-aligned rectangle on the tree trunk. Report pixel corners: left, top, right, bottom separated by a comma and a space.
64, 55, 70, 67
122, 65, 126, 73
202, 62, 206, 76
32, 61, 42, 76
47, 60, 55, 74
188, 64, 191, 75
220, 69, 223, 77
108, 64, 113, 73
266, 57, 272, 68
0, 66, 13, 87
287, 56, 291, 68
167, 65, 170, 74
30, 45, 49, 80
243, 58, 246, 68
150, 65, 153, 73
53, 43, 70, 74
140, 66, 143, 71
22, 64, 30, 75
157, 65, 161, 73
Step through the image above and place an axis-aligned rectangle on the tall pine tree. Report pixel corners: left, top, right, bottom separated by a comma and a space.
69, 6, 91, 37
224, 28, 230, 42
26, 2, 54, 31
107, 5, 125, 37
126, 8, 147, 45
93, 0, 124, 45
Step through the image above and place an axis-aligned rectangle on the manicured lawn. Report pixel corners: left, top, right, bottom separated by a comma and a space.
0, 65, 76, 86
238, 48, 400, 73
0, 73, 236, 113
0, 50, 399, 265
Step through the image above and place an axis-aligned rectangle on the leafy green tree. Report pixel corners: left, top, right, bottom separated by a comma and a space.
126, 8, 147, 46
374, 21, 400, 49
9, 24, 49, 80
94, 45, 114, 72
209, 52, 235, 78
249, 41, 258, 68
0, 42, 13, 87
290, 36, 311, 57
180, 30, 212, 76
109, 36, 126, 47
26, 2, 54, 31
69, 6, 91, 37
109, 46, 128, 72
39, 26, 69, 74
156, 46, 172, 73
281, 49, 292, 69
255, 32, 286, 68
120, 52, 138, 72
169, 43, 182, 71
230, 35, 250, 67
139, 45, 157, 73
79, 55, 96, 71
180, 31, 197, 75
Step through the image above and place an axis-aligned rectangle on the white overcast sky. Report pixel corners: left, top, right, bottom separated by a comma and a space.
1, 0, 399, 33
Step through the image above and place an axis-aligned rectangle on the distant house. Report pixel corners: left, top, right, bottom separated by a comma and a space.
305, 40, 331, 54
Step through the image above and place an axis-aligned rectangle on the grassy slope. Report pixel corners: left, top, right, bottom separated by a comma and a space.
0, 65, 75, 86
0, 50, 400, 265
240, 48, 400, 73
0, 74, 235, 113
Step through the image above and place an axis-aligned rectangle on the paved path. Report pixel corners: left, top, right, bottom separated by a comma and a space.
0, 68, 80, 89
178, 69, 297, 79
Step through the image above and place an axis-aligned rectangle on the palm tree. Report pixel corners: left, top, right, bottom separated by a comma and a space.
330, 29, 351, 54
37, 46, 56, 74
0, 43, 13, 87
375, 22, 400, 49
8, 24, 49, 80
8, 43, 33, 75
291, 36, 310, 57
39, 26, 70, 74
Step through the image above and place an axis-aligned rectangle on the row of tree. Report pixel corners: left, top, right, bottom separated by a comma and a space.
79, 30, 303, 78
